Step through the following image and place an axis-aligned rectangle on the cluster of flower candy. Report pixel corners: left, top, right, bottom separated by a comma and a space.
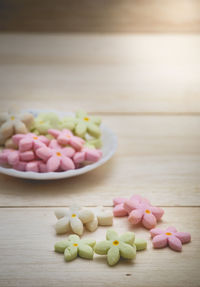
54, 206, 147, 266
0, 109, 102, 149
113, 194, 191, 252
54, 196, 191, 267
0, 110, 102, 172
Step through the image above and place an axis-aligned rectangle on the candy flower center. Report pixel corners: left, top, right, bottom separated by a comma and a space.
145, 209, 151, 214
56, 152, 61, 157
84, 117, 89, 121
165, 232, 172, 236
113, 240, 119, 246
66, 134, 71, 139
73, 243, 78, 247
39, 121, 44, 124
71, 214, 76, 218
10, 116, 15, 121
33, 136, 38, 140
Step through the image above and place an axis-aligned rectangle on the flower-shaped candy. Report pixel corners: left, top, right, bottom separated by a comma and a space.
74, 110, 101, 138
55, 235, 96, 261
113, 194, 150, 217
123, 195, 164, 229
0, 149, 19, 166
12, 133, 49, 152
54, 206, 95, 235
85, 206, 113, 232
150, 227, 191, 252
31, 112, 60, 135
0, 111, 34, 146
48, 129, 84, 151
94, 229, 147, 266
36, 144, 75, 172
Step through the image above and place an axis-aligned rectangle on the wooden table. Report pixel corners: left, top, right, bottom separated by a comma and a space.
0, 34, 199, 287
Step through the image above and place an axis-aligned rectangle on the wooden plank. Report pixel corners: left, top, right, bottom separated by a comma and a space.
0, 34, 200, 113
0, 0, 200, 33
0, 115, 199, 207
0, 207, 199, 287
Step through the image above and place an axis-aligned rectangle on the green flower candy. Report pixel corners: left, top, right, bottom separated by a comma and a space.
31, 113, 60, 135
55, 234, 96, 262
94, 229, 147, 266
75, 110, 101, 138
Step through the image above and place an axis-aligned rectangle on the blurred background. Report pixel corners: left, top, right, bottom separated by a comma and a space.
0, 1, 199, 112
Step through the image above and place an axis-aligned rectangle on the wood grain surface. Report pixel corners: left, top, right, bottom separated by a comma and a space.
0, 33, 199, 287
0, 0, 200, 33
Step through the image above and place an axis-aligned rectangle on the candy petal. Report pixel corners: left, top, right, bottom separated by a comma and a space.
119, 232, 135, 245
85, 217, 98, 232
175, 232, 191, 244
97, 210, 113, 226
134, 238, 147, 251
60, 156, 75, 171
48, 129, 60, 138
36, 147, 52, 162
152, 234, 168, 249
20, 113, 34, 129
26, 161, 39, 172
85, 149, 101, 162
12, 134, 25, 146
46, 155, 60, 172
150, 228, 164, 238
69, 137, 83, 151
119, 242, 136, 259
20, 151, 35, 161
7, 151, 19, 165
142, 213, 157, 229
79, 209, 94, 224
166, 226, 177, 233
64, 245, 78, 262
113, 197, 126, 206
14, 120, 27, 134
81, 238, 96, 248
75, 121, 87, 138
128, 209, 143, 225
78, 244, 94, 260
55, 216, 70, 234
87, 123, 101, 138
70, 217, 83, 236
106, 229, 118, 241
62, 147, 75, 158
151, 206, 164, 221
73, 151, 85, 164
123, 199, 139, 213
54, 240, 70, 253
54, 209, 69, 219
0, 121, 14, 139
19, 137, 33, 152
168, 235, 182, 252
113, 203, 128, 217
68, 234, 80, 242
94, 241, 112, 255
107, 246, 120, 266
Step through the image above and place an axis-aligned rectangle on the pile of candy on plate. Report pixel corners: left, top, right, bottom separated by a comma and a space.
0, 109, 102, 172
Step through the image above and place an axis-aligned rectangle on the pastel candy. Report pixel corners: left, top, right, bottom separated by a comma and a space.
54, 206, 95, 236
26, 161, 39, 172
94, 229, 146, 266
20, 151, 35, 161
55, 234, 96, 262
150, 226, 191, 252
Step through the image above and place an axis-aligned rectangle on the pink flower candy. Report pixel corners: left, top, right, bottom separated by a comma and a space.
73, 147, 102, 164
150, 226, 191, 252
48, 129, 84, 151
36, 145, 75, 172
113, 194, 150, 217
124, 196, 164, 229
12, 133, 49, 152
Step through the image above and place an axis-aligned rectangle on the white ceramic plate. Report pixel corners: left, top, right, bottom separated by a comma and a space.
0, 109, 117, 180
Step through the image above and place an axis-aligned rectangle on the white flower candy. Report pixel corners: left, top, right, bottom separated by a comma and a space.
54, 206, 113, 235
54, 206, 95, 236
